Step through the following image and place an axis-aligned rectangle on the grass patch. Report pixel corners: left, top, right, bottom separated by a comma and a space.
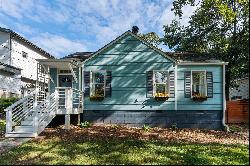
0, 137, 248, 165
229, 124, 249, 133
0, 120, 5, 132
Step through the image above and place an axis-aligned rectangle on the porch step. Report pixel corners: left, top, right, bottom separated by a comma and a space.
21, 120, 33, 126
14, 126, 34, 133
5, 132, 37, 138
24, 116, 34, 121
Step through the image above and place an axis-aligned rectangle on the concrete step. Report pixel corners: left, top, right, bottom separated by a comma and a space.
21, 120, 33, 126
24, 115, 34, 121
5, 132, 37, 138
14, 126, 34, 133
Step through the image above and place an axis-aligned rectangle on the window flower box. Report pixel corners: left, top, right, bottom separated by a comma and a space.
90, 95, 104, 101
154, 93, 169, 101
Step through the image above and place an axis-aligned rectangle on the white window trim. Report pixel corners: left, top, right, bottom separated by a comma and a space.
58, 70, 72, 74
57, 69, 73, 87
191, 70, 207, 98
152, 70, 170, 97
90, 70, 106, 97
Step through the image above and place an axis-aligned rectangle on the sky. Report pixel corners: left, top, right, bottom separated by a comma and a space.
0, 0, 198, 58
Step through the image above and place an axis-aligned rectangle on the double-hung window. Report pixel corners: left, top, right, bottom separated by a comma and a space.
191, 71, 207, 98
153, 71, 169, 97
90, 71, 106, 98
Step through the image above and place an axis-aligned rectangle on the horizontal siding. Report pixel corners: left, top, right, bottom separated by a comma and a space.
84, 34, 224, 111
0, 31, 11, 65
87, 51, 171, 65
85, 34, 174, 111
177, 65, 223, 111
85, 104, 175, 110
85, 63, 175, 76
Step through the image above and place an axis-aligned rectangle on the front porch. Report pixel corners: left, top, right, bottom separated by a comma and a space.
4, 59, 84, 137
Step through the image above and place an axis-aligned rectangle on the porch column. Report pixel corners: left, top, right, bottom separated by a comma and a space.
64, 88, 72, 129
77, 114, 81, 125
65, 114, 70, 129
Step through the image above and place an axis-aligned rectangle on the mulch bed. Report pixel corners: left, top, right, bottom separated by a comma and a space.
38, 124, 249, 145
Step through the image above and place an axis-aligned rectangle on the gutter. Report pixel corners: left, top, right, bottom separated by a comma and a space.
222, 63, 229, 131
177, 61, 229, 65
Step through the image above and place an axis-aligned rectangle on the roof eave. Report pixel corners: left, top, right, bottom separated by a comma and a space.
1, 27, 55, 59
177, 61, 229, 65
127, 31, 177, 63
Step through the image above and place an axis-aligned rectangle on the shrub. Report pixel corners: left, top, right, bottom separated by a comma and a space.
0, 120, 6, 132
0, 97, 19, 115
80, 121, 91, 128
111, 124, 119, 129
142, 124, 151, 132
171, 123, 178, 130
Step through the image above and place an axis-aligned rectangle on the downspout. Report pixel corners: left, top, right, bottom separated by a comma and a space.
222, 64, 229, 131
174, 63, 178, 111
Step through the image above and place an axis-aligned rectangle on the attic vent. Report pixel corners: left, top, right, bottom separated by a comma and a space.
132, 26, 139, 34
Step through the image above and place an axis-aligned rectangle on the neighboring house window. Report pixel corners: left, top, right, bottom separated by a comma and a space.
90, 71, 106, 98
22, 51, 28, 58
153, 71, 169, 97
191, 71, 207, 98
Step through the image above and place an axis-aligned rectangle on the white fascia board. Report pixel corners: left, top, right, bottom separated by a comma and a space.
177, 62, 229, 65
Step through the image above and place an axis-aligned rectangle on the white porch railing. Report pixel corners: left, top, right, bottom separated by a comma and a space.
55, 87, 83, 114
33, 92, 57, 135
5, 87, 83, 137
5, 90, 37, 133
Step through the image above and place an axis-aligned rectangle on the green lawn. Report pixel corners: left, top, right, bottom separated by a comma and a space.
0, 137, 248, 165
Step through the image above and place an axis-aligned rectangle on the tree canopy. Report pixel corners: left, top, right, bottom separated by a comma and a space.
162, 0, 249, 99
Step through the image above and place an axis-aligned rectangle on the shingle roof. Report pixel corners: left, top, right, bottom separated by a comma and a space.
0, 62, 22, 70
63, 50, 224, 64
165, 52, 224, 63
0, 62, 22, 74
62, 32, 224, 64
0, 27, 55, 59
61, 52, 93, 61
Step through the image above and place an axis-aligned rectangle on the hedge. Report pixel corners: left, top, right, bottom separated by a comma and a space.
0, 97, 19, 114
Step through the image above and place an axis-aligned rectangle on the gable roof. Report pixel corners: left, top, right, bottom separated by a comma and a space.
62, 52, 93, 61
0, 27, 55, 59
83, 31, 177, 63
0, 62, 22, 74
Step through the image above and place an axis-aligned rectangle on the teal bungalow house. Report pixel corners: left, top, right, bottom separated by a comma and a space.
5, 30, 228, 137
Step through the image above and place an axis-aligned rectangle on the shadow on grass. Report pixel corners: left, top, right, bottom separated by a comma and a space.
0, 137, 249, 165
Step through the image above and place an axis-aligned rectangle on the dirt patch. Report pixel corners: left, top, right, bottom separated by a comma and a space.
37, 124, 249, 145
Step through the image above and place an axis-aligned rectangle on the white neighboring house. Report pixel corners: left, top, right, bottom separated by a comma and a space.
0, 27, 54, 98
229, 77, 249, 101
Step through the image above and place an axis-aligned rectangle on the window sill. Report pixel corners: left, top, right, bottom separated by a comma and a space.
154, 96, 169, 101
191, 96, 208, 102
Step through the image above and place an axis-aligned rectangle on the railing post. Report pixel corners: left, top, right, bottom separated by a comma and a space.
33, 88, 38, 108
65, 88, 73, 114
64, 88, 72, 129
5, 109, 12, 134
55, 88, 59, 114
33, 108, 38, 133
